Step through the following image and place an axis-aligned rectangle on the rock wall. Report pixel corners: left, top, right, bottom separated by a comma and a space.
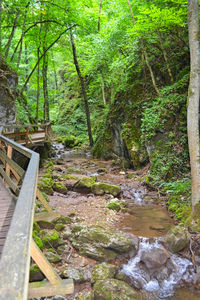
0, 56, 18, 125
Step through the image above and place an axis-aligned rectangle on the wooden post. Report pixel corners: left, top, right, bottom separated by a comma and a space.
25, 126, 30, 145
29, 240, 74, 298
36, 188, 53, 212
5, 145, 12, 177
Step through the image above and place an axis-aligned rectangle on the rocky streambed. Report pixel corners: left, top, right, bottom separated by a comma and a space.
31, 146, 200, 300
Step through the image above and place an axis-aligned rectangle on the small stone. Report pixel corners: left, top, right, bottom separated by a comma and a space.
45, 252, 62, 263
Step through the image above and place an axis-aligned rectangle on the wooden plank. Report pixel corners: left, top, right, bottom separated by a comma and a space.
34, 211, 60, 222
36, 189, 53, 213
0, 149, 25, 178
0, 166, 19, 194
30, 239, 62, 285
0, 150, 39, 300
28, 279, 74, 298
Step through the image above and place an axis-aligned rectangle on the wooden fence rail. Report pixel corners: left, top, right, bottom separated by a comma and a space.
0, 125, 74, 299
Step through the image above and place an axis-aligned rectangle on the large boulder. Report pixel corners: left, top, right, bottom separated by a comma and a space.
70, 224, 138, 261
163, 226, 190, 253
140, 248, 169, 269
93, 279, 140, 300
91, 182, 121, 197
91, 262, 118, 283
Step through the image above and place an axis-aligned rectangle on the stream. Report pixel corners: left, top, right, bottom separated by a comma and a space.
50, 145, 200, 299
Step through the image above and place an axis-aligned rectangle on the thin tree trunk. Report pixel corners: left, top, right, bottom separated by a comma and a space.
52, 52, 58, 90
43, 50, 49, 120
36, 47, 40, 122
0, 0, 2, 53
187, 0, 200, 211
157, 31, 174, 84
4, 11, 20, 58
70, 31, 93, 147
126, 0, 160, 96
101, 76, 106, 106
21, 26, 75, 93
17, 2, 31, 67
98, 0, 103, 32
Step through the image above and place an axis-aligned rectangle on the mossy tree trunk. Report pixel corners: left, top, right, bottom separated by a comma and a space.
187, 0, 200, 211
70, 31, 93, 147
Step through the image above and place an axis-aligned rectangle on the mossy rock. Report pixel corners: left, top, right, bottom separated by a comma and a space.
41, 230, 60, 248
55, 223, 65, 231
37, 220, 55, 230
91, 182, 121, 196
52, 216, 72, 225
107, 202, 121, 212
93, 279, 140, 300
29, 264, 45, 282
76, 292, 94, 300
163, 225, 190, 253
67, 167, 82, 174
61, 174, 79, 180
57, 245, 66, 255
70, 224, 136, 261
33, 221, 41, 233
91, 262, 118, 284
38, 177, 54, 195
74, 176, 96, 191
62, 267, 85, 283
53, 182, 68, 194
45, 251, 62, 263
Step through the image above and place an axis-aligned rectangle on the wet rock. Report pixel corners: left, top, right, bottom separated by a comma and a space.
93, 278, 140, 300
163, 225, 190, 253
45, 252, 62, 263
74, 176, 96, 191
70, 224, 137, 261
141, 248, 168, 269
91, 182, 121, 196
29, 264, 45, 282
91, 262, 118, 283
62, 226, 72, 239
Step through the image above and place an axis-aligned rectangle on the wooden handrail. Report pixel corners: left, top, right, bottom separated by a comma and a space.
0, 127, 39, 299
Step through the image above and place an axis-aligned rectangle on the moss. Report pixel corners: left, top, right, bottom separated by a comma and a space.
61, 174, 79, 180
38, 177, 54, 195
33, 221, 40, 233
53, 182, 67, 193
32, 231, 44, 251
53, 216, 72, 225
67, 167, 82, 174
41, 230, 60, 248
75, 176, 96, 190
107, 202, 121, 212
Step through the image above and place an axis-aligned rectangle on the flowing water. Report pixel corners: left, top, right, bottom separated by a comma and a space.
52, 146, 200, 299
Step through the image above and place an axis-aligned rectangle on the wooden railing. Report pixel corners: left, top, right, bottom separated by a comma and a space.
0, 125, 73, 299
1, 122, 52, 146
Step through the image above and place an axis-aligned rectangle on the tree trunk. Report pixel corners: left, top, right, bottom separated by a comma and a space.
4, 11, 19, 58
42, 50, 49, 121
36, 47, 40, 122
98, 0, 103, 32
187, 0, 200, 211
70, 31, 93, 147
157, 31, 174, 84
126, 0, 160, 97
0, 0, 2, 53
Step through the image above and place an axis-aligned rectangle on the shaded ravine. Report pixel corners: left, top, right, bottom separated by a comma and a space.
50, 146, 200, 299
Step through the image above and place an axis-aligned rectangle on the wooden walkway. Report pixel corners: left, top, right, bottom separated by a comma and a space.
0, 179, 15, 257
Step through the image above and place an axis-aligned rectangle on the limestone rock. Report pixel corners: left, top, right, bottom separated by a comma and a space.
70, 224, 137, 261
62, 267, 85, 283
93, 279, 140, 300
163, 225, 190, 253
91, 182, 121, 196
140, 248, 168, 269
91, 262, 118, 283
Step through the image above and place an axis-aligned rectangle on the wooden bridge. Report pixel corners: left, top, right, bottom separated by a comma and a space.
0, 124, 74, 299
